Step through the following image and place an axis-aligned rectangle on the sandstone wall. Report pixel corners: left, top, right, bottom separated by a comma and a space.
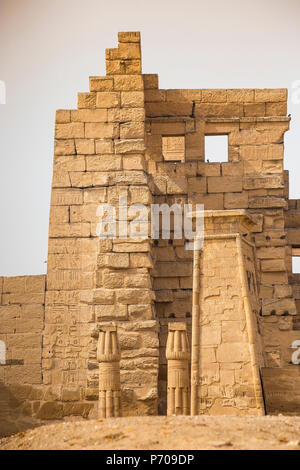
0, 275, 45, 436
44, 31, 300, 415
0, 275, 45, 385
44, 32, 159, 417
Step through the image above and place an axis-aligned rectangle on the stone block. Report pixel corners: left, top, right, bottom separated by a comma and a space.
118, 32, 141, 43
189, 193, 224, 210
200, 325, 221, 345
54, 139, 75, 156
37, 402, 63, 419
123, 155, 146, 171
96, 92, 120, 108
75, 139, 95, 155
89, 76, 114, 92
85, 123, 117, 139
102, 272, 124, 288
143, 74, 158, 89
287, 228, 300, 245
71, 109, 107, 122
114, 139, 145, 154
260, 272, 288, 284
51, 189, 83, 205
78, 92, 96, 108
3, 276, 26, 293
224, 192, 248, 209
144, 89, 166, 102
83, 188, 107, 203
146, 102, 193, 117
244, 103, 265, 117
243, 175, 284, 190
274, 285, 292, 299
108, 108, 145, 122
216, 343, 250, 363
165, 89, 202, 101
202, 89, 227, 102
95, 304, 127, 320
195, 103, 243, 118
266, 102, 287, 116
69, 171, 109, 188
120, 122, 145, 139
187, 177, 206, 193
248, 196, 287, 209
222, 321, 247, 343
255, 88, 287, 102
262, 298, 296, 316
221, 162, 243, 176
121, 91, 144, 108
239, 144, 283, 161
54, 155, 85, 172
153, 262, 192, 278
227, 89, 254, 102
116, 288, 154, 304
105, 253, 129, 268
113, 75, 144, 91
207, 176, 243, 193
55, 123, 84, 139
117, 43, 141, 59
128, 304, 154, 320
86, 155, 122, 171
95, 139, 113, 154
167, 178, 188, 194
129, 186, 151, 204
25, 276, 46, 293
106, 59, 141, 75
56, 110, 71, 123
256, 247, 285, 259
229, 129, 284, 146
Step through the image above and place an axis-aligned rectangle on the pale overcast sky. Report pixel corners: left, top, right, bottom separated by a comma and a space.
0, 0, 300, 275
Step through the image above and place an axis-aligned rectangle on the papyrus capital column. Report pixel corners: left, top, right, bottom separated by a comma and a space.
166, 322, 190, 416
97, 325, 121, 418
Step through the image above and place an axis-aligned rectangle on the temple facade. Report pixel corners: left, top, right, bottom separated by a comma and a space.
1, 31, 300, 436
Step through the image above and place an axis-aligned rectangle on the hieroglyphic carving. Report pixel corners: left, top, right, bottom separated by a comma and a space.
162, 136, 185, 162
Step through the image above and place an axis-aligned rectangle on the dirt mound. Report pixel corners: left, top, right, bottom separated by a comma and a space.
1, 415, 300, 450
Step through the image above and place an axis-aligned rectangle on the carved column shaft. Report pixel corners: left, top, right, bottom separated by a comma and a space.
97, 325, 121, 418
166, 322, 190, 416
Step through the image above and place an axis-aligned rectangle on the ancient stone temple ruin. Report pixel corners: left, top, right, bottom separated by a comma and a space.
1, 31, 300, 435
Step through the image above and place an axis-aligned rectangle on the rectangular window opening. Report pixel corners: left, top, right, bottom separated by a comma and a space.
205, 135, 228, 163
162, 136, 185, 162
292, 249, 300, 273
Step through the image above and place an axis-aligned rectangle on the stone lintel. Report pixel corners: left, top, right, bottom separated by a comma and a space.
205, 116, 290, 123
189, 209, 258, 238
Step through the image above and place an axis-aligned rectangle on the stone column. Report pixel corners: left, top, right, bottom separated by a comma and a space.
97, 325, 121, 418
166, 322, 190, 416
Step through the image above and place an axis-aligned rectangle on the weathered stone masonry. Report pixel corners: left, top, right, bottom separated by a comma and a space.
1, 31, 300, 435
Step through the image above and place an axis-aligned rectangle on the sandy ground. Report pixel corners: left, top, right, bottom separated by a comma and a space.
1, 415, 300, 450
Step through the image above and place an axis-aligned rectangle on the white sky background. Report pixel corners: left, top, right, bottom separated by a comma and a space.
0, 0, 300, 275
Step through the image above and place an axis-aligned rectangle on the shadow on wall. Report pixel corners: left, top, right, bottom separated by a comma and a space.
0, 382, 41, 438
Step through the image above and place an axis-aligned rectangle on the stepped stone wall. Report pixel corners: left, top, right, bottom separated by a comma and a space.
1, 31, 300, 434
